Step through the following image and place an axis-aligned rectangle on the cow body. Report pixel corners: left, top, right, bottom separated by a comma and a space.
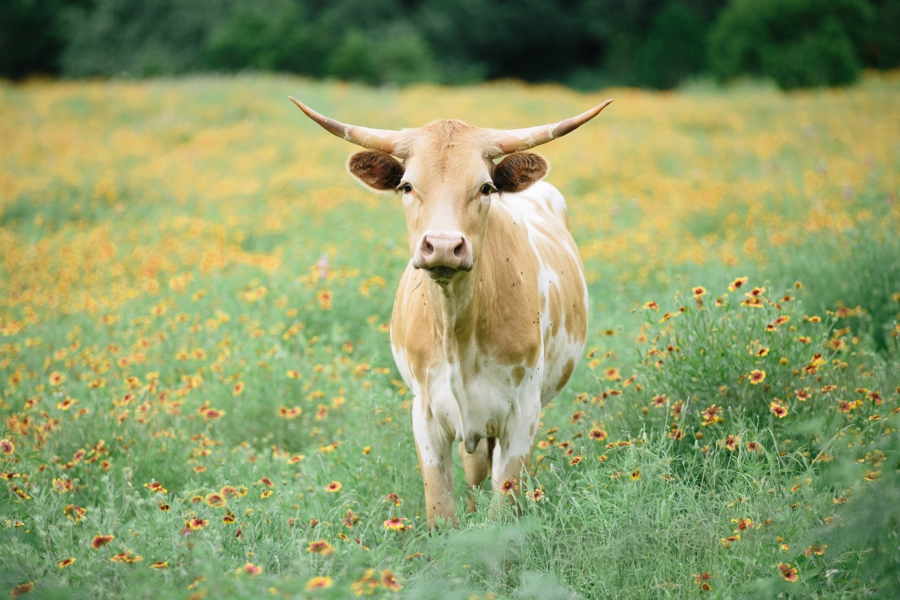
390, 181, 587, 522
289, 97, 611, 526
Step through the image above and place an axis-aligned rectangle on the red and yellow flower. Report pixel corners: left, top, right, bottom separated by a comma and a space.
381, 570, 402, 592
383, 516, 410, 531
144, 481, 167, 493
748, 370, 766, 384
778, 563, 798, 582
306, 539, 335, 556
306, 576, 333, 590
770, 400, 788, 418
728, 277, 748, 292
91, 534, 115, 549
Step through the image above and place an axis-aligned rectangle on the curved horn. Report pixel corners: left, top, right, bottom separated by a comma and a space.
289, 97, 401, 154
490, 98, 614, 156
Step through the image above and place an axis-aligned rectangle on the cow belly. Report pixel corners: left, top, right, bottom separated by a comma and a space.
420, 359, 543, 445
540, 326, 586, 403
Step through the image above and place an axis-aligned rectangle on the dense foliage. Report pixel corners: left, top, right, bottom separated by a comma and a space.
3, 0, 900, 88
708, 0, 874, 89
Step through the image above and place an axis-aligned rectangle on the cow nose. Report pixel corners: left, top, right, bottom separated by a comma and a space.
414, 232, 472, 273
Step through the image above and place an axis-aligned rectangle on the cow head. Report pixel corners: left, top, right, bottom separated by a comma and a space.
290, 97, 612, 286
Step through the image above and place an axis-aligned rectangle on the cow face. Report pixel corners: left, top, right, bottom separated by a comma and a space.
288, 97, 612, 284
344, 122, 550, 285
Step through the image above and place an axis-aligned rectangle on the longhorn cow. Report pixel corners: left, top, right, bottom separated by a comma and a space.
290, 96, 612, 526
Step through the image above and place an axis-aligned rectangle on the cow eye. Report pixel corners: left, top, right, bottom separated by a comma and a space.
480, 183, 495, 195
399, 182, 413, 194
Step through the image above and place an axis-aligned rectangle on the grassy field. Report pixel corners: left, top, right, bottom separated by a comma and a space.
1, 73, 899, 599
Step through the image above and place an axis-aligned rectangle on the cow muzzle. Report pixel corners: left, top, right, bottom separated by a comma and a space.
412, 232, 473, 281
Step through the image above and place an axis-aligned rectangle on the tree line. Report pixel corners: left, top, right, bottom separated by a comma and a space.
2, 0, 898, 89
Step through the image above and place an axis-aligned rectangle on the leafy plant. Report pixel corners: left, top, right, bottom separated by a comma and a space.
709, 0, 874, 88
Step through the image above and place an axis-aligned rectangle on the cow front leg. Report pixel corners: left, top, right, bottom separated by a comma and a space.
412, 401, 456, 528
492, 401, 541, 499
458, 437, 492, 513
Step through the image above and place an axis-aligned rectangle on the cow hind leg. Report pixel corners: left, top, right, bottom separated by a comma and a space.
458, 437, 494, 513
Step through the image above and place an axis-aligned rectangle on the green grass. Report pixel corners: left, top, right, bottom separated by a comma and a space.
1, 75, 900, 599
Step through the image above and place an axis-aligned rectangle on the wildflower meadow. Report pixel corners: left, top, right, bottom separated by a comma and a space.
1, 73, 899, 599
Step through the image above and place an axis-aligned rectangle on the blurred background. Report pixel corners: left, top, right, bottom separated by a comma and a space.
2, 0, 899, 90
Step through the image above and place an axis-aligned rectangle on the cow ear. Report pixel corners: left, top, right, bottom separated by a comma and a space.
493, 153, 549, 193
347, 151, 404, 191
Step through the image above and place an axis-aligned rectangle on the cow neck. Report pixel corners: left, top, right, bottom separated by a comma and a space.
421, 261, 484, 437
422, 265, 480, 365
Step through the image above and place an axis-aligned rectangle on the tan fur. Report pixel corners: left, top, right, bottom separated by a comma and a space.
292, 98, 610, 528
392, 203, 543, 377
556, 357, 576, 393
392, 179, 587, 526
458, 438, 492, 513
317, 116, 593, 528
419, 464, 457, 526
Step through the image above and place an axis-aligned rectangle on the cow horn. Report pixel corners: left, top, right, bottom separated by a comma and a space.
489, 98, 614, 156
289, 97, 401, 154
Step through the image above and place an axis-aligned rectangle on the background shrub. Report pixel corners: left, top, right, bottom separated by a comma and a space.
864, 0, 900, 68
0, 0, 71, 78
580, 0, 727, 88
633, 1, 710, 89
323, 25, 440, 86
708, 0, 874, 89
3, 0, 900, 90
205, 0, 326, 76
61, 0, 233, 77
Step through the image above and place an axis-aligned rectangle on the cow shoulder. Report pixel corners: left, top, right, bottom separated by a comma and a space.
475, 205, 543, 368
391, 264, 436, 383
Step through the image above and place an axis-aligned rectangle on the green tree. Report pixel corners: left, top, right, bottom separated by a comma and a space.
862, 0, 900, 68
0, 0, 88, 78
325, 24, 441, 86
709, 0, 873, 89
582, 0, 727, 86
205, 0, 326, 75
325, 29, 380, 85
61, 0, 234, 77
633, 1, 709, 89
419, 0, 595, 83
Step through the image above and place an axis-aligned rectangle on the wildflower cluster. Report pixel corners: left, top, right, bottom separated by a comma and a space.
624, 280, 898, 451
2, 73, 899, 599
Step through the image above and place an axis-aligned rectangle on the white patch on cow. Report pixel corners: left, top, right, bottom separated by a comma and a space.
424, 358, 537, 443
391, 343, 413, 390
490, 398, 541, 487
412, 398, 444, 467
500, 123, 561, 151
492, 181, 589, 405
